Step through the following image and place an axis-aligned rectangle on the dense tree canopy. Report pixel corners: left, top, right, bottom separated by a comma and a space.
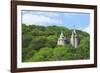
22, 24, 90, 62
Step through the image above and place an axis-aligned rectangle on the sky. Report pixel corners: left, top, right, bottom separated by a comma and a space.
22, 10, 90, 33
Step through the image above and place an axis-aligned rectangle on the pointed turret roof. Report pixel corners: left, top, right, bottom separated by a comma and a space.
59, 32, 64, 38
58, 31, 67, 40
72, 29, 76, 34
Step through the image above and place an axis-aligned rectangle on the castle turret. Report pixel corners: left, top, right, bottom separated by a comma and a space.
70, 29, 79, 48
57, 32, 67, 45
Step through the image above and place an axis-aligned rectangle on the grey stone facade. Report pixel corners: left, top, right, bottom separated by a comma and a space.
70, 29, 79, 48
57, 32, 67, 45
57, 30, 79, 48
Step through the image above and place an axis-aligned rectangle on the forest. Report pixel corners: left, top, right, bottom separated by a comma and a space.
22, 24, 90, 62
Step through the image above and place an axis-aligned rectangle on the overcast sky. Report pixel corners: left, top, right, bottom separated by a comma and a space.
22, 10, 90, 33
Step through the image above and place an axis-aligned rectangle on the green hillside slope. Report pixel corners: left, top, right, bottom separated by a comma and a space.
22, 24, 90, 62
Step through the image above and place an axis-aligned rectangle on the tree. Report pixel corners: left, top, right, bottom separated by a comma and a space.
22, 34, 32, 48
28, 47, 53, 62
22, 24, 90, 62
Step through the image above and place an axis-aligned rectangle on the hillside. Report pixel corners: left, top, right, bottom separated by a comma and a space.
22, 24, 90, 62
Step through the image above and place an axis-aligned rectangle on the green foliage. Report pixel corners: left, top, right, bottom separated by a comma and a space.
53, 46, 68, 60
22, 24, 90, 62
28, 47, 53, 62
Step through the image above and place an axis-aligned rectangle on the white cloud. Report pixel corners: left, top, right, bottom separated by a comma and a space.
63, 13, 70, 16
44, 12, 60, 17
76, 25, 90, 33
22, 13, 63, 26
83, 25, 90, 33
31, 11, 60, 17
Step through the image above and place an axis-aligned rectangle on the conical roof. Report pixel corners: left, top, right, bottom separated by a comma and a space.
71, 29, 78, 40
59, 32, 64, 38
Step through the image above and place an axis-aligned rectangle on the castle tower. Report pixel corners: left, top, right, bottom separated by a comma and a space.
57, 32, 67, 45
70, 29, 79, 48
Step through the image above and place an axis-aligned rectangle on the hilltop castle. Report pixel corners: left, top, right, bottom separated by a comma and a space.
70, 29, 79, 48
57, 32, 67, 45
57, 29, 79, 48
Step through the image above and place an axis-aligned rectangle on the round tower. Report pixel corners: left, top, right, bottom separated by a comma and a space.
57, 32, 67, 45
70, 29, 79, 48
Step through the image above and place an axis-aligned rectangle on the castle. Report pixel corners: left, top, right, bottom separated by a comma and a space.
57, 29, 79, 48
57, 32, 67, 45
